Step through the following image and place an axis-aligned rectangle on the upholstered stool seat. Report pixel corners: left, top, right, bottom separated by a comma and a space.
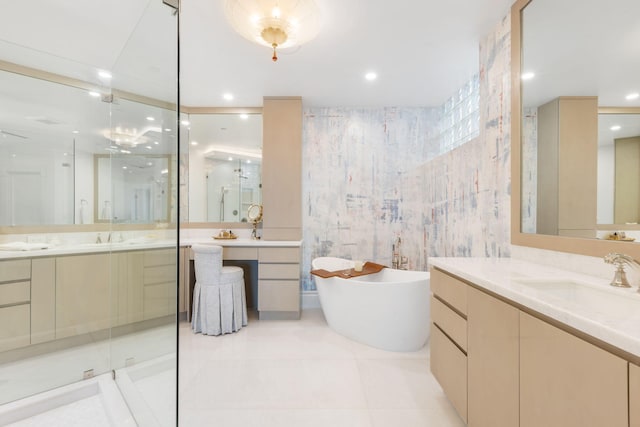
191, 244, 247, 335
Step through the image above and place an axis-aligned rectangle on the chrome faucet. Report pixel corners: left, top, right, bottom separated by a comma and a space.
604, 253, 640, 289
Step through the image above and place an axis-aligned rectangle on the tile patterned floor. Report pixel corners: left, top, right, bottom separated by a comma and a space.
178, 309, 465, 427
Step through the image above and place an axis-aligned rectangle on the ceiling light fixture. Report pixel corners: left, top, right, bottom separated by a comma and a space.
626, 92, 639, 101
610, 125, 621, 131
223, 93, 234, 101
365, 72, 377, 81
98, 70, 112, 80
521, 72, 535, 80
224, 0, 321, 62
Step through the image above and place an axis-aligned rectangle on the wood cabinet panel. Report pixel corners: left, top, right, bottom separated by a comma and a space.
223, 247, 258, 260
519, 312, 627, 427
0, 304, 30, 352
430, 268, 467, 315
0, 259, 30, 282
430, 324, 467, 423
258, 247, 300, 263
431, 295, 467, 351
55, 254, 111, 339
467, 287, 519, 427
631, 363, 640, 427
143, 248, 176, 266
258, 263, 300, 280
0, 281, 30, 305
31, 257, 55, 344
258, 280, 299, 312
143, 282, 171, 319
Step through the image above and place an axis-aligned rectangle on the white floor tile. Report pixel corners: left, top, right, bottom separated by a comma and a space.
179, 308, 464, 427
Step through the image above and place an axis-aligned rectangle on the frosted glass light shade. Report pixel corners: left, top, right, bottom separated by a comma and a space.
224, 0, 321, 54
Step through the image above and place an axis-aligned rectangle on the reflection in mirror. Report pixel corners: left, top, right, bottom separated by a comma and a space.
597, 112, 640, 225
0, 66, 177, 227
95, 154, 170, 223
187, 113, 262, 223
519, 0, 640, 238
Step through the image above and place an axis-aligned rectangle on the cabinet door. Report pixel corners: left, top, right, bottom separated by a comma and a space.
467, 287, 519, 427
631, 363, 640, 427
56, 254, 111, 339
520, 312, 628, 427
430, 323, 467, 423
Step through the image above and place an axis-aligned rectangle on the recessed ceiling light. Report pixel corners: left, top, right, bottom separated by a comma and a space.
164, 128, 172, 132
610, 125, 621, 131
98, 71, 112, 79
521, 72, 535, 80
146, 116, 155, 121
122, 166, 128, 170
181, 120, 190, 126
154, 141, 160, 145
88, 91, 100, 97
120, 149, 131, 154
626, 92, 639, 100
72, 130, 79, 134
247, 159, 252, 164
240, 114, 249, 120
145, 146, 152, 150
191, 141, 198, 146
365, 72, 377, 81
228, 156, 233, 161
223, 93, 234, 101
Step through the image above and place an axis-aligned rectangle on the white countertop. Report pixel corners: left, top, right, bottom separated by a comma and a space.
0, 238, 302, 260
180, 238, 301, 248
429, 257, 640, 358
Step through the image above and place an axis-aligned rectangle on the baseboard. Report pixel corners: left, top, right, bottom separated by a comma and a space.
301, 291, 320, 309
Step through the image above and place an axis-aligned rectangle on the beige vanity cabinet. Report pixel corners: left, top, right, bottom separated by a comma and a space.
30, 258, 55, 344
631, 363, 640, 427
257, 247, 300, 319
142, 248, 177, 320
0, 259, 31, 351
519, 312, 628, 427
467, 286, 519, 427
111, 251, 145, 326
429, 268, 468, 423
56, 254, 111, 339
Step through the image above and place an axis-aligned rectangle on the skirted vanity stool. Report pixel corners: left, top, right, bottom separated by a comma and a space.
191, 244, 247, 335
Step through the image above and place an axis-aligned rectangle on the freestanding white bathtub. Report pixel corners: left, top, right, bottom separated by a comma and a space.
311, 257, 430, 352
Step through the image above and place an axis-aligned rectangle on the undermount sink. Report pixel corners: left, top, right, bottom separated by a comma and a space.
513, 277, 640, 317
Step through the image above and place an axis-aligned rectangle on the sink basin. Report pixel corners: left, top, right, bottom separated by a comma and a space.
513, 278, 640, 318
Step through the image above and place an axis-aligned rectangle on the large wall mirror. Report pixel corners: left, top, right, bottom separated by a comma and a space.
185, 110, 262, 225
0, 64, 177, 228
511, 0, 640, 258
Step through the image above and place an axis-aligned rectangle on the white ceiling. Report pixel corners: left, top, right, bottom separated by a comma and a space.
0, 0, 514, 108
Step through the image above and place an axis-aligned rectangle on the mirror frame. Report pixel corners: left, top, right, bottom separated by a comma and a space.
180, 106, 263, 229
511, 0, 640, 259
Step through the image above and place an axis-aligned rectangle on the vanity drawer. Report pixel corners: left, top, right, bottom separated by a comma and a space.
0, 259, 31, 283
431, 268, 468, 315
144, 265, 176, 285
223, 247, 258, 260
258, 247, 300, 263
258, 280, 300, 311
0, 281, 30, 306
431, 295, 467, 351
430, 323, 468, 423
0, 304, 30, 352
144, 249, 176, 267
258, 263, 300, 280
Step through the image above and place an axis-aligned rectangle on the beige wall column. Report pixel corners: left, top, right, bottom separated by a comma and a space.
261, 96, 302, 241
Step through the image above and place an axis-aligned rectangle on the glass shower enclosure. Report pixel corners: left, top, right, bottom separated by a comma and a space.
0, 1, 179, 425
